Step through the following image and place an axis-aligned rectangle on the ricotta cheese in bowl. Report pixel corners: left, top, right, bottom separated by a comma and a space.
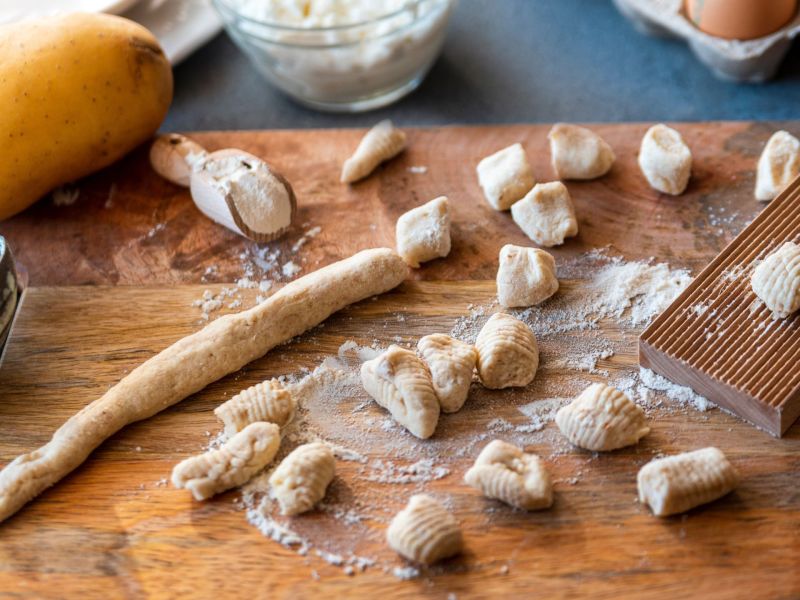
213, 0, 455, 111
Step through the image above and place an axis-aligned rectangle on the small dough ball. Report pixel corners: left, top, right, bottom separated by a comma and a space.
496, 244, 558, 308
548, 123, 615, 180
510, 181, 578, 247
755, 130, 800, 202
751, 241, 800, 319
476, 143, 536, 211
475, 313, 538, 389
395, 196, 451, 267
638, 124, 692, 195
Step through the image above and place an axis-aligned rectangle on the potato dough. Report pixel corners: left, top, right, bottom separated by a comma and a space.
476, 143, 536, 211
269, 442, 335, 516
755, 130, 800, 201
751, 241, 800, 319
638, 447, 738, 517
341, 120, 406, 183
510, 181, 578, 247
386, 494, 463, 565
548, 123, 615, 180
464, 440, 553, 510
475, 313, 539, 389
496, 244, 558, 308
395, 196, 451, 267
417, 334, 477, 413
172, 422, 281, 501
361, 345, 440, 439
638, 124, 692, 195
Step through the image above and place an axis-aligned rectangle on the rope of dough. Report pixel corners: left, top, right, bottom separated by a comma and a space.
0, 247, 408, 522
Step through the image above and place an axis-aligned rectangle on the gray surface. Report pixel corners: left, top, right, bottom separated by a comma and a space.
163, 0, 800, 131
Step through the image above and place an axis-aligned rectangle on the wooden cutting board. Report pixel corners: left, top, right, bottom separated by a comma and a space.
0, 123, 798, 599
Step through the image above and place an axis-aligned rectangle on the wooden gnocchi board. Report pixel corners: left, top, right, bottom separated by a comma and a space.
0, 123, 799, 598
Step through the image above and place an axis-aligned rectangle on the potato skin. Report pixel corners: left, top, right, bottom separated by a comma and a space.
0, 13, 173, 220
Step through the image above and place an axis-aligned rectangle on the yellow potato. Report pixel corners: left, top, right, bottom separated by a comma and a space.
0, 13, 173, 220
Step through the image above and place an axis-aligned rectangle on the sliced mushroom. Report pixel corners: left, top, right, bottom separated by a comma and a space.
189, 149, 297, 243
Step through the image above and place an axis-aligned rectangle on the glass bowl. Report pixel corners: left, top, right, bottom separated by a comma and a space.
212, 0, 456, 112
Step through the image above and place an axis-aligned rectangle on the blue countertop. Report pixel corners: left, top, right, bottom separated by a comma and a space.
163, 0, 800, 131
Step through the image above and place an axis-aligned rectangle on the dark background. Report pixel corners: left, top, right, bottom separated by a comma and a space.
164, 0, 800, 130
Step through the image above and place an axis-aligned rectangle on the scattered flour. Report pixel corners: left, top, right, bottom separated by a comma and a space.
52, 185, 80, 206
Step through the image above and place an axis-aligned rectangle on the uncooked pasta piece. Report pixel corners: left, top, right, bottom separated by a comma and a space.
751, 241, 800, 319
638, 124, 692, 195
496, 244, 558, 308
171, 422, 280, 501
548, 123, 615, 180
755, 130, 800, 201
475, 313, 538, 389
464, 439, 553, 510
510, 181, 578, 247
214, 378, 296, 436
386, 494, 463, 565
361, 345, 440, 439
637, 447, 739, 517
417, 333, 477, 413
476, 143, 536, 211
269, 442, 335, 516
555, 383, 650, 451
395, 196, 451, 268
341, 120, 406, 183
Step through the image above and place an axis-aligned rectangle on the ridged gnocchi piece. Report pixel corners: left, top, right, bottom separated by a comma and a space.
638, 124, 692, 195
386, 494, 463, 565
751, 241, 800, 319
417, 334, 477, 413
548, 123, 615, 180
464, 440, 553, 510
755, 130, 800, 201
269, 442, 335, 516
361, 345, 440, 439
476, 143, 536, 211
214, 378, 296, 436
638, 447, 739, 517
556, 383, 650, 451
395, 196, 451, 268
496, 244, 558, 308
171, 422, 281, 501
510, 181, 578, 247
475, 313, 539, 389
341, 120, 406, 183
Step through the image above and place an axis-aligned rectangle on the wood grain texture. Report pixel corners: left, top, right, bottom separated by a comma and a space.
0, 121, 783, 286
0, 284, 798, 600
0, 123, 798, 599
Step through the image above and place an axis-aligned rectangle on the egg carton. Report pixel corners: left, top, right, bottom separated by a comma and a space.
613, 0, 800, 82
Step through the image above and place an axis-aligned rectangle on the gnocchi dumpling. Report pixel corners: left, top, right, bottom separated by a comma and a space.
214, 378, 296, 436
496, 244, 558, 308
476, 143, 536, 211
269, 442, 335, 516
361, 345, 440, 439
556, 383, 650, 451
755, 130, 800, 201
510, 181, 578, 247
464, 439, 553, 510
341, 120, 406, 183
395, 196, 451, 268
638, 124, 692, 195
637, 447, 739, 517
751, 241, 800, 319
417, 333, 477, 413
475, 313, 539, 389
386, 494, 463, 565
171, 422, 281, 501
548, 123, 615, 180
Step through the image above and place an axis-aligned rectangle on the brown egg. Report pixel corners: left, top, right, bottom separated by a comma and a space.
685, 0, 797, 40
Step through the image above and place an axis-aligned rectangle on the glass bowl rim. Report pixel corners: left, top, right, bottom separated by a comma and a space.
211, 0, 448, 33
